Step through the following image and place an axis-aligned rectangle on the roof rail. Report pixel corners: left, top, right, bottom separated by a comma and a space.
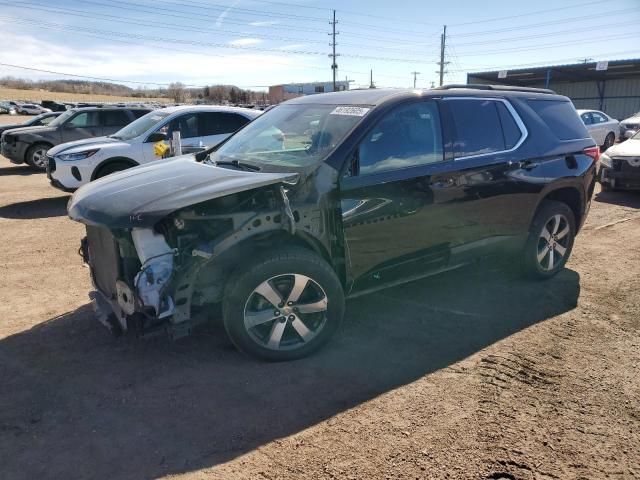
435, 83, 556, 94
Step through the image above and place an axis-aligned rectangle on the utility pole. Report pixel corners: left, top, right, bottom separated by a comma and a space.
329, 10, 339, 91
411, 71, 420, 88
437, 25, 449, 86
369, 69, 375, 89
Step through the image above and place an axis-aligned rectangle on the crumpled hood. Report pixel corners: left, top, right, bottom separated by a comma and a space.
68, 155, 299, 228
605, 139, 640, 157
48, 136, 124, 156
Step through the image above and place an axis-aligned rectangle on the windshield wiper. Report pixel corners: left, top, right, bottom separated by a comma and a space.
213, 159, 261, 172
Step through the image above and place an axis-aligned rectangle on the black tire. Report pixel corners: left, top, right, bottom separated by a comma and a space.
602, 132, 615, 151
94, 161, 134, 179
26, 143, 51, 171
222, 247, 345, 361
523, 200, 576, 279
600, 181, 613, 192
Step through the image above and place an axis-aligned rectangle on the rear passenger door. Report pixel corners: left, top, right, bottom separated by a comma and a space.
196, 112, 250, 151
439, 97, 542, 253
100, 110, 133, 136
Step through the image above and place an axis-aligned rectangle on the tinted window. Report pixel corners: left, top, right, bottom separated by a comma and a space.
131, 109, 150, 119
198, 112, 250, 136
528, 100, 587, 140
159, 113, 198, 139
591, 112, 607, 123
101, 110, 131, 127
496, 102, 522, 149
68, 111, 100, 127
448, 99, 504, 157
358, 101, 443, 175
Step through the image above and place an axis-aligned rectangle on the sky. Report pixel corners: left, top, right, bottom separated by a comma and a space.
0, 0, 638, 91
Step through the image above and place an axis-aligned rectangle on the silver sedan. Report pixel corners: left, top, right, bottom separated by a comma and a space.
577, 109, 619, 151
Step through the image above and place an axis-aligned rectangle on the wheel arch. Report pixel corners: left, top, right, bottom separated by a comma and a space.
25, 141, 54, 162
91, 156, 138, 180
189, 229, 340, 307
532, 184, 584, 233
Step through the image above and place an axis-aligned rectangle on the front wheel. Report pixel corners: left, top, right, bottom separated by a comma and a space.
523, 200, 576, 279
26, 144, 50, 171
602, 132, 615, 151
222, 247, 345, 361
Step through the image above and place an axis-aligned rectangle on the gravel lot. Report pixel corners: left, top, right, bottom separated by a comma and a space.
1, 113, 639, 480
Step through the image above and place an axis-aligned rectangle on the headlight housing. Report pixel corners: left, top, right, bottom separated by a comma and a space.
57, 149, 99, 162
600, 153, 612, 168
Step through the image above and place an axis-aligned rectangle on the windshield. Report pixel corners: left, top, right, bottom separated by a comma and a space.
47, 110, 75, 127
111, 110, 171, 141
209, 104, 369, 168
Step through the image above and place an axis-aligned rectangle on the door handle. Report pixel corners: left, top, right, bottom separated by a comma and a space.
509, 160, 536, 170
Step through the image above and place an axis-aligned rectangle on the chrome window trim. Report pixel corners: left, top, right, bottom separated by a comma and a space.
442, 97, 528, 161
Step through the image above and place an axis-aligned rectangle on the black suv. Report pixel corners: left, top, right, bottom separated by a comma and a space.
68, 85, 598, 361
1, 106, 151, 170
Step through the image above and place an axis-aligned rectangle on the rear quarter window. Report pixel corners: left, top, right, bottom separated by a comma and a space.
527, 100, 588, 140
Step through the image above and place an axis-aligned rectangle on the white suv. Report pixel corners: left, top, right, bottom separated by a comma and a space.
47, 105, 261, 191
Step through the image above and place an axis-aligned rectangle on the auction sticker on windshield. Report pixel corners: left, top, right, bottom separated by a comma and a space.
331, 106, 370, 116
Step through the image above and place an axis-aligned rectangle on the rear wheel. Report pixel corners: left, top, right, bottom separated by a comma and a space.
523, 200, 576, 279
602, 132, 615, 151
94, 161, 134, 179
222, 247, 344, 361
26, 144, 50, 171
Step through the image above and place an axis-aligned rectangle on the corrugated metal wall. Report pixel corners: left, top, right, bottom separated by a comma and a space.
467, 75, 640, 121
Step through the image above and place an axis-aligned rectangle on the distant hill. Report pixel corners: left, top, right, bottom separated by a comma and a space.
0, 76, 162, 98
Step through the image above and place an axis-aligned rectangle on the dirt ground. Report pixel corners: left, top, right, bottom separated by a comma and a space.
0, 113, 639, 480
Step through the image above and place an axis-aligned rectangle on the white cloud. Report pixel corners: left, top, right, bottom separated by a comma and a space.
228, 38, 263, 46
248, 20, 279, 27
0, 27, 323, 88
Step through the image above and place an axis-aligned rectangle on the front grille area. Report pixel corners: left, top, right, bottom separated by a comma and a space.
86, 226, 120, 300
47, 156, 56, 174
612, 158, 640, 176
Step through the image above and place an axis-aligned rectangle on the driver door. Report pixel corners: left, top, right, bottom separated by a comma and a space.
339, 100, 460, 291
61, 111, 103, 142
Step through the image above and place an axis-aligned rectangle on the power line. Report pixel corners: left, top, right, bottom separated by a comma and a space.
0, 62, 207, 87
450, 10, 639, 37
449, 0, 607, 26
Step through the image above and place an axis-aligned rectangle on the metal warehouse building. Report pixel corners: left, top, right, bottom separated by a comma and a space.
467, 59, 640, 120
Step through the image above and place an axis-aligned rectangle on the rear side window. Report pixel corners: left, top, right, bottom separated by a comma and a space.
448, 99, 504, 157
198, 112, 250, 136
496, 102, 521, 149
131, 109, 151, 119
101, 110, 131, 127
528, 100, 587, 140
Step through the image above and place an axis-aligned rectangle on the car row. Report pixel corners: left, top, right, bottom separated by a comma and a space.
46, 105, 261, 190
64, 85, 601, 361
1, 106, 152, 169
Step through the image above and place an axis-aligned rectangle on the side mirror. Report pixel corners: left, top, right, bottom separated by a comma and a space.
147, 132, 167, 143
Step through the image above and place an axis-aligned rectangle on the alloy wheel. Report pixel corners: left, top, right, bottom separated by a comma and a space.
31, 148, 48, 168
243, 273, 328, 351
536, 214, 571, 271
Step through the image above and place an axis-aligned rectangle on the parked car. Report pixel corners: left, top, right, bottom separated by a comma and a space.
67, 85, 598, 361
619, 111, 640, 140
41, 100, 68, 112
0, 112, 62, 136
1, 106, 151, 171
577, 109, 618, 150
47, 105, 260, 191
598, 130, 640, 191
18, 104, 52, 115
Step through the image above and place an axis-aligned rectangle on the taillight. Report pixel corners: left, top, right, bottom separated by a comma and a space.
583, 145, 600, 163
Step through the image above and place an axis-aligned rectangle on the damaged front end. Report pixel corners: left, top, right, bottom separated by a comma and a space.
70, 156, 331, 339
